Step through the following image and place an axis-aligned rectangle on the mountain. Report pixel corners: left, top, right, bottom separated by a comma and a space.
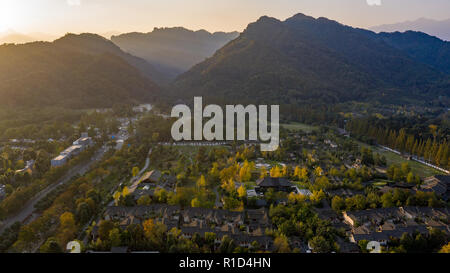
172, 14, 450, 106
53, 33, 168, 84
370, 18, 450, 41
0, 33, 161, 109
111, 27, 239, 80
0, 30, 57, 44
377, 31, 450, 74
0, 31, 35, 44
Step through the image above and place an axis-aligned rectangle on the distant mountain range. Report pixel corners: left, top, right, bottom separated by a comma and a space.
172, 13, 450, 107
0, 33, 160, 109
370, 18, 450, 41
111, 27, 239, 80
0, 30, 57, 44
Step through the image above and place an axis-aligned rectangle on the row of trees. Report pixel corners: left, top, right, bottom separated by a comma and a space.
348, 120, 449, 169
331, 189, 443, 212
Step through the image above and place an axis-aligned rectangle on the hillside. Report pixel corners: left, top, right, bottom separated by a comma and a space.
111, 27, 239, 80
0, 34, 161, 109
172, 14, 450, 106
377, 31, 450, 74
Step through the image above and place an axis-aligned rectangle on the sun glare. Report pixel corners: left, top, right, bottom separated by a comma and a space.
0, 1, 21, 33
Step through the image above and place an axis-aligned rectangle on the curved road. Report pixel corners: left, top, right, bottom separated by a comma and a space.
0, 146, 109, 233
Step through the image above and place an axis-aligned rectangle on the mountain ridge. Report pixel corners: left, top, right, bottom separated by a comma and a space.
172, 13, 450, 107
0, 33, 161, 109
111, 27, 239, 80
370, 17, 450, 41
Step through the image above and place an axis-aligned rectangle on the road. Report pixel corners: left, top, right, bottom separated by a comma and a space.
0, 145, 109, 233
80, 147, 152, 246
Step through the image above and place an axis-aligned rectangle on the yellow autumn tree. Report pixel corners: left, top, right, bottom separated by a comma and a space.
209, 162, 220, 178
294, 166, 301, 179
221, 178, 236, 193
239, 160, 252, 182
288, 192, 308, 204
237, 185, 247, 199
281, 165, 289, 177
314, 166, 324, 177
191, 197, 201, 207
270, 166, 281, 177
300, 167, 308, 181
310, 189, 326, 204
113, 191, 121, 205
439, 242, 450, 253
122, 186, 130, 196
197, 175, 207, 188
260, 166, 268, 179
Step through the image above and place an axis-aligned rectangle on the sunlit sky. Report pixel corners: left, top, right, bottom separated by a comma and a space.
1, 0, 450, 36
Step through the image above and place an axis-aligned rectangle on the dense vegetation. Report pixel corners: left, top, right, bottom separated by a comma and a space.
112, 28, 239, 81
172, 13, 450, 107
0, 34, 160, 109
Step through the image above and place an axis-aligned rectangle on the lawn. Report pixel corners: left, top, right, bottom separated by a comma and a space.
281, 122, 319, 133
353, 139, 445, 178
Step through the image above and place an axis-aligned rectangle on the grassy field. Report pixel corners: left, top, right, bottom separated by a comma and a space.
281, 122, 319, 133
353, 140, 444, 178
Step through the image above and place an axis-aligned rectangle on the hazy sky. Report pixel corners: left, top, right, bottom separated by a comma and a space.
1, 0, 450, 35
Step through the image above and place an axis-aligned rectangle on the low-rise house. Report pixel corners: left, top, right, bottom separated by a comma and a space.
421, 175, 449, 201
140, 170, 162, 184
246, 208, 271, 235
327, 189, 364, 197
15, 159, 35, 174
255, 177, 295, 193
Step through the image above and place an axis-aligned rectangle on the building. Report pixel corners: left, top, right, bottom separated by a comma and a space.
255, 177, 295, 193
101, 205, 273, 251
0, 184, 6, 200
344, 206, 449, 245
421, 175, 450, 201
15, 160, 35, 175
140, 170, 162, 183
51, 134, 93, 167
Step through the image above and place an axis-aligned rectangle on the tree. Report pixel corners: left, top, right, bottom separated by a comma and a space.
314, 166, 324, 177
113, 191, 121, 206
143, 219, 167, 249
218, 235, 236, 253
270, 166, 281, 177
132, 166, 140, 177
197, 175, 207, 188
76, 202, 92, 224
40, 237, 63, 253
109, 228, 122, 247
221, 179, 236, 193
309, 236, 331, 253
122, 186, 130, 197
293, 166, 301, 180
439, 242, 450, 253
260, 166, 268, 179
310, 190, 326, 204
98, 220, 115, 241
300, 167, 308, 181
406, 172, 414, 184
237, 185, 247, 199
331, 196, 345, 212
381, 192, 394, 208
239, 161, 252, 182
59, 212, 77, 245
274, 234, 291, 253
137, 195, 151, 206
191, 197, 201, 208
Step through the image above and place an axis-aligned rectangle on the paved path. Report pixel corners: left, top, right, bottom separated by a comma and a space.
0, 146, 108, 233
